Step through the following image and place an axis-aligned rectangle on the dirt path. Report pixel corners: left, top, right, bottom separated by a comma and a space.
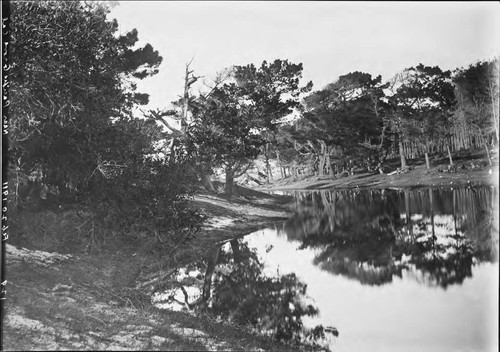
192, 188, 291, 242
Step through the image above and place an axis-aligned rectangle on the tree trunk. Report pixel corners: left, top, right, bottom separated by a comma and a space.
399, 138, 407, 168
425, 152, 430, 169
291, 160, 298, 177
325, 147, 331, 175
319, 141, 325, 176
318, 155, 325, 176
202, 174, 216, 192
447, 145, 454, 166
317, 140, 330, 176
169, 138, 178, 164
484, 143, 493, 166
424, 138, 430, 168
276, 150, 284, 179
488, 77, 499, 143
194, 164, 216, 192
264, 143, 273, 183
225, 166, 234, 196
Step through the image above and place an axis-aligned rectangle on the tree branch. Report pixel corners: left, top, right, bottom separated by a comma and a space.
142, 109, 183, 137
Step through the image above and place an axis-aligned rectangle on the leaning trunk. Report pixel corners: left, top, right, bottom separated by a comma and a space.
447, 145, 454, 166
318, 155, 325, 176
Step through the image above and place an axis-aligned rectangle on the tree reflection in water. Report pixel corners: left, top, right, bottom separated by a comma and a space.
280, 187, 497, 288
177, 239, 339, 350
210, 239, 337, 349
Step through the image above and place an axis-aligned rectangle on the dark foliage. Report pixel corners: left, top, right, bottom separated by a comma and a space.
8, 1, 200, 245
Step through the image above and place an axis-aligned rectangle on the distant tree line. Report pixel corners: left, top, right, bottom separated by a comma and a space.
272, 61, 499, 179
179, 58, 498, 188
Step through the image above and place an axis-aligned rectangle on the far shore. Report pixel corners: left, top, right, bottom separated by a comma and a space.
252, 152, 498, 192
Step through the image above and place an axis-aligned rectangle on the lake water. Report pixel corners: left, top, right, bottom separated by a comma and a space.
154, 186, 499, 352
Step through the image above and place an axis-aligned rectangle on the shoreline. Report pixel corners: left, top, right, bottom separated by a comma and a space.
254, 163, 498, 193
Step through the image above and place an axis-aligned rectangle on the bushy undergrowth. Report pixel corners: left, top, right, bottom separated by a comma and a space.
86, 154, 203, 243
8, 111, 205, 256
8, 154, 204, 258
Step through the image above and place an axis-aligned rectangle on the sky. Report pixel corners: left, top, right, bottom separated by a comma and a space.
109, 1, 500, 111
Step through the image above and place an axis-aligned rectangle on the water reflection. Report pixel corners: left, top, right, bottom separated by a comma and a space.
153, 238, 338, 350
279, 187, 498, 288
210, 240, 337, 346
